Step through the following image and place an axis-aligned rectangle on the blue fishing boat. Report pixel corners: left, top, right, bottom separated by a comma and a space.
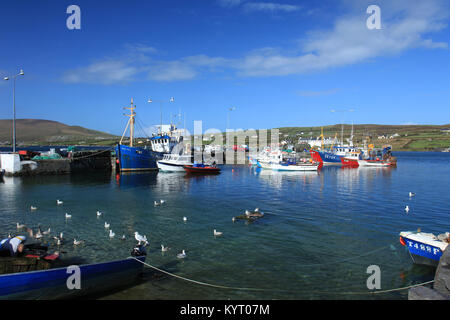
116, 99, 158, 172
0, 245, 146, 299
399, 231, 449, 267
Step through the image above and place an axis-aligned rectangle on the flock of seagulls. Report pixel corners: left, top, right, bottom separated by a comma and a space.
17, 197, 241, 263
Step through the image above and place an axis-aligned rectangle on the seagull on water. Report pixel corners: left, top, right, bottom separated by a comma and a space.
109, 230, 115, 238
405, 205, 410, 213
16, 223, 25, 229
232, 217, 236, 223
154, 200, 165, 206
177, 250, 187, 259
409, 192, 416, 197
42, 227, 51, 235
57, 200, 63, 205
97, 211, 102, 217
134, 232, 148, 246
30, 206, 37, 211
65, 213, 72, 219
104, 222, 110, 229
183, 217, 187, 222
73, 239, 84, 246
121, 235, 126, 240
161, 244, 170, 252
214, 229, 223, 237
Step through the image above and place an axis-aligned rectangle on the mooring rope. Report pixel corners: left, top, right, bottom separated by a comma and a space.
130, 256, 435, 296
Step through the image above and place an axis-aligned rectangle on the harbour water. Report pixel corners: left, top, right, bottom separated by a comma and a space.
0, 151, 449, 299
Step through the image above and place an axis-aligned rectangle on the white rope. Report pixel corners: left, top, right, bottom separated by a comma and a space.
130, 256, 435, 296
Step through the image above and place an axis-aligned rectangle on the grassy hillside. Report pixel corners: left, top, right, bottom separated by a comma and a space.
0, 119, 119, 146
276, 124, 450, 151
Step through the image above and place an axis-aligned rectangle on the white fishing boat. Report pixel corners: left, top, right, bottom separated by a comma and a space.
157, 154, 193, 172
262, 162, 319, 171
357, 159, 394, 167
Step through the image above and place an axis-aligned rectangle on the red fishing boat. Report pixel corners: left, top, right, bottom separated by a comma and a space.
183, 164, 221, 174
340, 157, 359, 167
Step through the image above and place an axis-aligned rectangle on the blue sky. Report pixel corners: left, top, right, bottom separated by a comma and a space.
0, 0, 449, 136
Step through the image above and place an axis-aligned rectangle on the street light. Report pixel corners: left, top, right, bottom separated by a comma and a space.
4, 69, 25, 153
226, 106, 236, 132
148, 97, 174, 135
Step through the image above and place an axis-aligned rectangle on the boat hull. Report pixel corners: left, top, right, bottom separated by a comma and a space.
341, 157, 359, 167
261, 162, 319, 171
157, 161, 187, 172
115, 144, 158, 172
0, 255, 146, 299
357, 159, 393, 167
310, 150, 342, 165
400, 232, 447, 267
183, 165, 221, 174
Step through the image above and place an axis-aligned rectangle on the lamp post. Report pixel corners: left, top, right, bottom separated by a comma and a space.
148, 97, 174, 135
4, 69, 25, 153
226, 106, 236, 132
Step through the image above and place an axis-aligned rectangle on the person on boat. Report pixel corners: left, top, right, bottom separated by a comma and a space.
0, 235, 26, 257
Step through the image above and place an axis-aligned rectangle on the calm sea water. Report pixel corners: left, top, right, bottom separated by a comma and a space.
1, 151, 449, 300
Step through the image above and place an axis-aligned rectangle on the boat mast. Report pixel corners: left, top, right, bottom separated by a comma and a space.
120, 98, 136, 147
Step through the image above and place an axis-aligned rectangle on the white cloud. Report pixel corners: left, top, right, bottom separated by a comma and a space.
243, 2, 301, 13
62, 0, 449, 84
235, 0, 449, 77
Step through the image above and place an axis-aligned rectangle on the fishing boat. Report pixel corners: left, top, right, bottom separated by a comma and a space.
260, 161, 320, 171
399, 231, 449, 267
0, 245, 146, 299
115, 99, 159, 172
157, 154, 193, 172
340, 157, 359, 167
183, 163, 221, 174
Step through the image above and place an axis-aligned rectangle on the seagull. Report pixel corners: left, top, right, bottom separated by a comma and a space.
97, 211, 102, 217
161, 244, 170, 252
214, 229, 223, 237
405, 205, 410, 213
34, 231, 43, 239
104, 222, 110, 229
409, 192, 416, 197
16, 223, 25, 229
56, 238, 62, 246
183, 217, 187, 222
65, 213, 72, 219
121, 235, 126, 240
134, 232, 148, 246
154, 200, 165, 206
254, 208, 260, 212
109, 230, 115, 238
42, 227, 51, 235
30, 206, 37, 211
8, 233, 12, 238
57, 200, 63, 205
177, 250, 187, 259
73, 239, 84, 246
245, 210, 251, 216
232, 217, 236, 222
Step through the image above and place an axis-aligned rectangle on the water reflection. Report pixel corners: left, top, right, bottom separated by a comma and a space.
254, 167, 319, 190
115, 172, 158, 188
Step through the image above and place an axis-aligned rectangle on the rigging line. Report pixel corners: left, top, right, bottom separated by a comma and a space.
129, 257, 434, 295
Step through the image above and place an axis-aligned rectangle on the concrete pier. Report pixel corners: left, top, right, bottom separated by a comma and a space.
409, 247, 450, 300
1, 150, 112, 176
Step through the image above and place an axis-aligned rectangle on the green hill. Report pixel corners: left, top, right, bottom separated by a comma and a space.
276, 124, 450, 151
0, 119, 119, 146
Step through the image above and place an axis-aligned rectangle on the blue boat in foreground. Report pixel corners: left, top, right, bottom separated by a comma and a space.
0, 246, 146, 299
399, 231, 449, 267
